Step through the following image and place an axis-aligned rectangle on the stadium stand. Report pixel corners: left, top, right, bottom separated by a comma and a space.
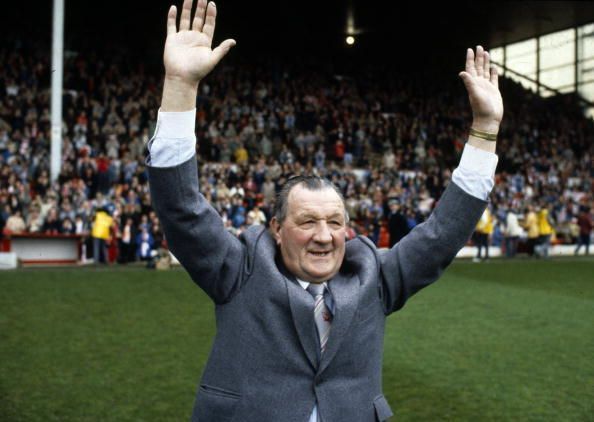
0, 41, 592, 265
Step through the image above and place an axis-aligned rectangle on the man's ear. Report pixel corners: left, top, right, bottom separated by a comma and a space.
270, 217, 282, 245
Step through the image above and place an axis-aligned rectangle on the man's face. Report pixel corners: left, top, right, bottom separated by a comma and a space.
272, 185, 346, 283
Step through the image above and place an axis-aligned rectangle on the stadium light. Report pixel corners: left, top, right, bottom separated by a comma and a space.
345, 1, 361, 47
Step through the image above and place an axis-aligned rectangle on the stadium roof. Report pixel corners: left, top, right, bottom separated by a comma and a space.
4, 1, 594, 65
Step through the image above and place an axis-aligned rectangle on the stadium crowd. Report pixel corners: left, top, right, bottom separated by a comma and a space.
0, 42, 592, 264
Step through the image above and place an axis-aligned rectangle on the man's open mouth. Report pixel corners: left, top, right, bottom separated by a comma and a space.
309, 251, 331, 257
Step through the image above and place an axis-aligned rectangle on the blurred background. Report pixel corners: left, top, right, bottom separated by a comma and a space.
0, 1, 593, 421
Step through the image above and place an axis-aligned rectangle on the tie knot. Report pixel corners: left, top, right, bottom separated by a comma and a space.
307, 283, 325, 298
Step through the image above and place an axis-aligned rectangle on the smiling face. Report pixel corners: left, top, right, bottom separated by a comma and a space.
271, 185, 347, 283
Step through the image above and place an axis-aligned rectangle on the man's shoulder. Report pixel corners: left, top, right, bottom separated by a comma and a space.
346, 235, 377, 253
241, 225, 272, 245
343, 235, 381, 274
240, 225, 277, 270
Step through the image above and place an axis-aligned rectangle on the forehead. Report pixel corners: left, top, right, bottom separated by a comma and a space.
287, 185, 345, 217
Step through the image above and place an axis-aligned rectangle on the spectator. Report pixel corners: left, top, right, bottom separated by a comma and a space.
91, 208, 113, 264
136, 227, 155, 265
119, 217, 136, 263
42, 208, 61, 234
387, 199, 409, 247
4, 209, 26, 234
535, 204, 554, 259
247, 204, 267, 226
524, 205, 539, 257
474, 207, 494, 262
574, 207, 592, 256
504, 205, 523, 258
61, 217, 76, 234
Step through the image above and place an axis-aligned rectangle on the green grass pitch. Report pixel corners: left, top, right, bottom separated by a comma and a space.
1, 258, 593, 421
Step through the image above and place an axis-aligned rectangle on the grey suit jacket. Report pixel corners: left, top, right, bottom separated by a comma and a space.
148, 156, 487, 422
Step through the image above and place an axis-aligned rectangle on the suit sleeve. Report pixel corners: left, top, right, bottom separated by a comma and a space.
378, 181, 487, 314
148, 156, 245, 304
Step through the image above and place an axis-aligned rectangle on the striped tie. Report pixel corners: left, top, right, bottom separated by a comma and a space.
307, 283, 332, 355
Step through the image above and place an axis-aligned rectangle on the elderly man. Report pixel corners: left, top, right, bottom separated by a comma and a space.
147, 1, 502, 420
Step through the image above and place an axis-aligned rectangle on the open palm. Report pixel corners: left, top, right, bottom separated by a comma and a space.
164, 0, 235, 83
459, 46, 504, 132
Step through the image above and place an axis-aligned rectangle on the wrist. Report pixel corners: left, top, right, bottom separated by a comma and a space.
469, 127, 497, 141
161, 76, 199, 112
471, 119, 500, 135
164, 74, 200, 90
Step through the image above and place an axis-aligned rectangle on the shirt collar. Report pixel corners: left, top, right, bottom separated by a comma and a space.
297, 278, 328, 291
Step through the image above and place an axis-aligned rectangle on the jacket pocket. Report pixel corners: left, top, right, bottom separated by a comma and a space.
192, 384, 241, 421
373, 394, 394, 421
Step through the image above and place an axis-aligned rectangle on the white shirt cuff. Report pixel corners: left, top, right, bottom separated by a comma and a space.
451, 143, 498, 201
147, 109, 196, 167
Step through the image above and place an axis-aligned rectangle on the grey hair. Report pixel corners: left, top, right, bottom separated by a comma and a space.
273, 175, 349, 224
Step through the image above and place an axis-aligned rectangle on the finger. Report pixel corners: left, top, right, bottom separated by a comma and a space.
483, 51, 490, 79
458, 71, 474, 91
179, 0, 193, 31
167, 5, 177, 36
211, 38, 236, 64
465, 48, 476, 77
192, 0, 207, 31
490, 67, 499, 89
202, 2, 217, 44
475, 45, 484, 77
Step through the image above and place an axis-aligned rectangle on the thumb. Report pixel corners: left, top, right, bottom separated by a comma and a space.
211, 39, 236, 65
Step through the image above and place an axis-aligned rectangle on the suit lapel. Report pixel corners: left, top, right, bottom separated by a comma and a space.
285, 275, 319, 370
318, 272, 360, 374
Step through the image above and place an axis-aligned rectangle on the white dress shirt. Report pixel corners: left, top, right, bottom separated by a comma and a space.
147, 109, 499, 421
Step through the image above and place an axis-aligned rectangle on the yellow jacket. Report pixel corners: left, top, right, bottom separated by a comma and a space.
524, 211, 539, 238
92, 211, 113, 240
234, 147, 248, 165
538, 209, 553, 236
475, 208, 494, 235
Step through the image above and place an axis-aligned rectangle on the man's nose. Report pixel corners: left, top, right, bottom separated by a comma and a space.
313, 221, 333, 243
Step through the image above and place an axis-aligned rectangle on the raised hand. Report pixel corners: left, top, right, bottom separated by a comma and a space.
161, 0, 235, 111
459, 46, 503, 135
165, 0, 235, 83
